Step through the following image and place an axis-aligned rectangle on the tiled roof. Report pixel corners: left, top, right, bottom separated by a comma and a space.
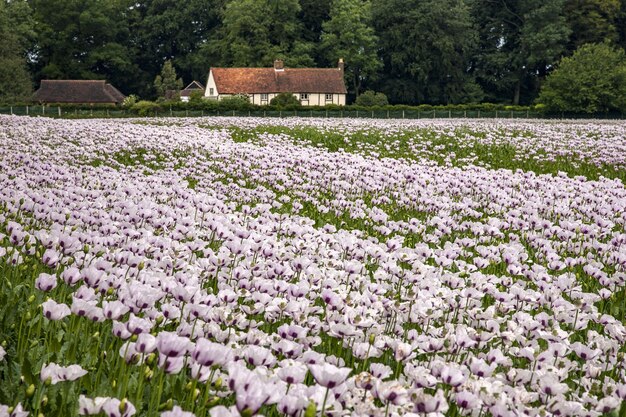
33, 80, 126, 104
211, 67, 347, 94
183, 81, 205, 91
180, 81, 206, 97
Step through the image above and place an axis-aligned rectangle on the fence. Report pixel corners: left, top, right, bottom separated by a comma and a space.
0, 105, 623, 120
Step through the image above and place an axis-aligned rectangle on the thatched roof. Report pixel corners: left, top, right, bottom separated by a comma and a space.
33, 80, 125, 104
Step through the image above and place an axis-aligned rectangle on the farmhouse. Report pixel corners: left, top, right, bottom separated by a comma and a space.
205, 59, 347, 106
33, 80, 125, 105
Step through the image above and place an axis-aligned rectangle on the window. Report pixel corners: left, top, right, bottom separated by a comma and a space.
325, 93, 333, 101
261, 93, 268, 101
300, 93, 309, 101
209, 88, 214, 96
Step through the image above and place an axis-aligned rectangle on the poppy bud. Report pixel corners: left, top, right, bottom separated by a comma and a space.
26, 384, 35, 397
146, 353, 156, 365
206, 397, 220, 407
28, 295, 36, 303
241, 409, 253, 417
111, 379, 116, 389
158, 399, 173, 411
119, 398, 128, 414
41, 395, 48, 407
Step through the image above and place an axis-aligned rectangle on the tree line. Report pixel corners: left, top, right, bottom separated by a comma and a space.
2, 0, 626, 107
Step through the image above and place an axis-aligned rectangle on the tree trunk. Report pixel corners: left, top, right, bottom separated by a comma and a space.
354, 72, 361, 98
513, 79, 521, 105
513, 68, 524, 105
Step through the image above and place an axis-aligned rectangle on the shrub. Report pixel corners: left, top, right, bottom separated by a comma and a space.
355, 91, 389, 107
131, 100, 162, 116
270, 92, 301, 109
538, 43, 626, 113
188, 90, 205, 105
219, 95, 253, 110
122, 94, 138, 109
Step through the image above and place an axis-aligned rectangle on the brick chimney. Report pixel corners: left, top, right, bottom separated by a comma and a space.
274, 59, 284, 71
338, 58, 345, 73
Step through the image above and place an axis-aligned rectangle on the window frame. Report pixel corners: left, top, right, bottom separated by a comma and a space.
300, 93, 309, 101
325, 93, 333, 102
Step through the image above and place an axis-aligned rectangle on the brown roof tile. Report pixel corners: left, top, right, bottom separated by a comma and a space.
211, 67, 347, 95
33, 80, 126, 104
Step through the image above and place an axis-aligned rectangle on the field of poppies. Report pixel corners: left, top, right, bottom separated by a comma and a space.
1, 115, 626, 417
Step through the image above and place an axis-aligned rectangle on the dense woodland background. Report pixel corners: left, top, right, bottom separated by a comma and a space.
2, 0, 626, 106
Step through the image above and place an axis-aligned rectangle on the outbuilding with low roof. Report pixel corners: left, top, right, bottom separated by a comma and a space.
33, 80, 125, 105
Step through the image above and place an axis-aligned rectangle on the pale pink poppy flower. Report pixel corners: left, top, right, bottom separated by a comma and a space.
35, 273, 57, 292
102, 398, 136, 417
79, 395, 110, 415
42, 299, 71, 320
40, 363, 88, 384
308, 363, 351, 388
192, 338, 232, 367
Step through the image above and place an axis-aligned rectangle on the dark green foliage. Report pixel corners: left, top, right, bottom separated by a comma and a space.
154, 60, 183, 99
538, 43, 626, 113
30, 0, 142, 94
219, 95, 254, 110
565, 0, 621, 49
211, 0, 314, 67
0, 1, 32, 102
354, 91, 388, 106
269, 92, 301, 108
372, 0, 482, 105
471, 0, 571, 105
320, 0, 380, 96
131, 100, 162, 116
